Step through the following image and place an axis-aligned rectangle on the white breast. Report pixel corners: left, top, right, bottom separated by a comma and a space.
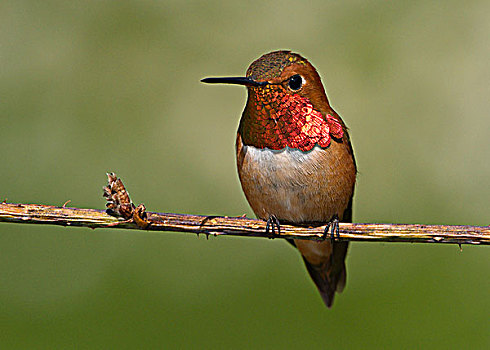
238, 145, 332, 222
242, 145, 323, 180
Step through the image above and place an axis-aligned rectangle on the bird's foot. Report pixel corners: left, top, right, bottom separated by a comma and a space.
265, 215, 281, 239
322, 214, 340, 241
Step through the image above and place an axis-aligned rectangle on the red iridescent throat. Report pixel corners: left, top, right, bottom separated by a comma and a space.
240, 86, 343, 152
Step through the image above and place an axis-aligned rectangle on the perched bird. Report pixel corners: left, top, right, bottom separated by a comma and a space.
202, 51, 356, 307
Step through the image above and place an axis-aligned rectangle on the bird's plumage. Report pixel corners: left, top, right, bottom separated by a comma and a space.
204, 50, 356, 307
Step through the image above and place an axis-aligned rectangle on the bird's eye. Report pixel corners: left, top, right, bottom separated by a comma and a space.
288, 74, 303, 91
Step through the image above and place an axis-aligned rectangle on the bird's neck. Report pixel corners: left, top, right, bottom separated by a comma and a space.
238, 92, 344, 152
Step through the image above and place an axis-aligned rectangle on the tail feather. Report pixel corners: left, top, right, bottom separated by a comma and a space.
301, 241, 349, 308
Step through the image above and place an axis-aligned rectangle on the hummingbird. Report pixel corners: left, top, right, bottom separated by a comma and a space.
202, 50, 356, 308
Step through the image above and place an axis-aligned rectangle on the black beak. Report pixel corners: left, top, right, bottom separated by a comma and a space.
200, 77, 267, 87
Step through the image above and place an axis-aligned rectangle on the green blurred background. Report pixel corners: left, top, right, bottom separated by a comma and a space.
1, 1, 489, 348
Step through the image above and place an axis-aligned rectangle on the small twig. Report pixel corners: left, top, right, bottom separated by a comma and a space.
0, 173, 488, 245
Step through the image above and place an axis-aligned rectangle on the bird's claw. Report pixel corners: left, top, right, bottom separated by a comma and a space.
265, 215, 281, 239
322, 214, 340, 241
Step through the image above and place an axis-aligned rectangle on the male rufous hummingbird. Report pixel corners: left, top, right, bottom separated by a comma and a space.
202, 50, 356, 307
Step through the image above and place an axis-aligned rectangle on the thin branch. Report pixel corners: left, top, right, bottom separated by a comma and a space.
0, 202, 488, 245
1, 173, 488, 245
